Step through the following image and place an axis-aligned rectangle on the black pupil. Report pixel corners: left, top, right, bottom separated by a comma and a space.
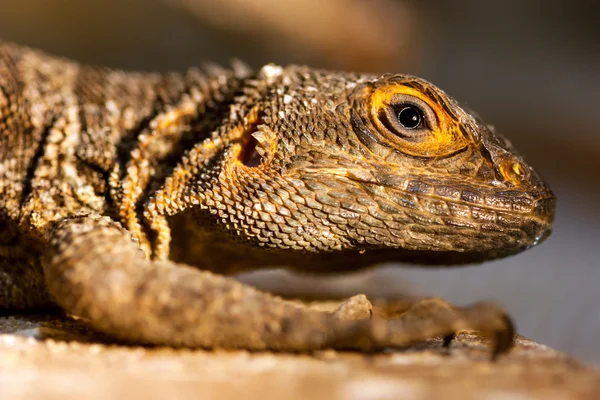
397, 106, 422, 129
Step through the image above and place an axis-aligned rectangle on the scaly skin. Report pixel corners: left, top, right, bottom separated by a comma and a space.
0, 42, 554, 356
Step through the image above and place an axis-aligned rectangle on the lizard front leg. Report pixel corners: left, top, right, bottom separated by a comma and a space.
0, 219, 54, 310
43, 213, 514, 355
0, 255, 53, 310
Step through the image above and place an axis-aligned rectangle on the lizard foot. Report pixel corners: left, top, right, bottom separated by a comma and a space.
394, 297, 515, 359
329, 297, 515, 359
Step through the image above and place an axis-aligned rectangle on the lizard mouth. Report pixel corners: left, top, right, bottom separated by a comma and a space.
343, 173, 555, 256
297, 163, 554, 256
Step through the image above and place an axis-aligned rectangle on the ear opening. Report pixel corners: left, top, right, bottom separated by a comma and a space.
239, 134, 261, 167
235, 108, 275, 168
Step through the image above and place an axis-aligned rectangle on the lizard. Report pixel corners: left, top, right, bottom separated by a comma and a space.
0, 41, 555, 357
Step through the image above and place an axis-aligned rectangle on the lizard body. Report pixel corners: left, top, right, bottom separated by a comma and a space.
0, 42, 554, 355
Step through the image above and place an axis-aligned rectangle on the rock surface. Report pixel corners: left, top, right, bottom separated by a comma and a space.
0, 312, 599, 400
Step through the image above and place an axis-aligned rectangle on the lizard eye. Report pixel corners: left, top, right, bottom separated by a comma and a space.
377, 94, 437, 142
396, 105, 423, 129
367, 83, 469, 157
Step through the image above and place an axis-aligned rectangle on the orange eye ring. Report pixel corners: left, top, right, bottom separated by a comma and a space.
369, 84, 469, 158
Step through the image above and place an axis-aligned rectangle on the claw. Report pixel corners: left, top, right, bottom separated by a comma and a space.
442, 333, 455, 348
490, 315, 515, 361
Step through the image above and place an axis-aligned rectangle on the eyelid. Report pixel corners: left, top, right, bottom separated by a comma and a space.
379, 107, 429, 141
387, 94, 439, 131
379, 97, 437, 140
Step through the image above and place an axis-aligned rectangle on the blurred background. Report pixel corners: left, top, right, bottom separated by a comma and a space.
0, 0, 598, 364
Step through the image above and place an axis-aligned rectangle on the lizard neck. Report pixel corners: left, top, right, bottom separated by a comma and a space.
114, 67, 255, 259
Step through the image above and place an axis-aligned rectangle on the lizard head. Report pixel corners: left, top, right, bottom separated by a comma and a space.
169, 65, 555, 271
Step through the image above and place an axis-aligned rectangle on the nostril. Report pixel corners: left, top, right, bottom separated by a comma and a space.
499, 159, 528, 186
511, 162, 525, 178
